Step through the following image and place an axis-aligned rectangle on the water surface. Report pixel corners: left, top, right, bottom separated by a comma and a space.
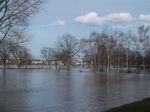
0, 68, 150, 112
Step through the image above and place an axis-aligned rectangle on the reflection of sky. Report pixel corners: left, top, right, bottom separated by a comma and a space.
27, 0, 150, 57
1, 69, 150, 111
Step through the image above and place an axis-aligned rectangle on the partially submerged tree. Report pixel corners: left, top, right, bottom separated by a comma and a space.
0, 40, 11, 69
120, 31, 135, 72
102, 33, 117, 71
56, 34, 79, 70
10, 45, 32, 68
138, 25, 150, 71
41, 47, 55, 69
8, 30, 32, 68
0, 30, 30, 69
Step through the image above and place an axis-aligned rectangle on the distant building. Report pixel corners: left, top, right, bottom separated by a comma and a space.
31, 59, 44, 65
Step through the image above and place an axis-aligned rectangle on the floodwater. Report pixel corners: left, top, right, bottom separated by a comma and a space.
0, 68, 150, 112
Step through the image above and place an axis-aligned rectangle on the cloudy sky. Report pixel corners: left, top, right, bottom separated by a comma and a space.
27, 0, 150, 57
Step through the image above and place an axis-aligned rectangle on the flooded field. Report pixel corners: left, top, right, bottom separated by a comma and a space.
0, 68, 150, 112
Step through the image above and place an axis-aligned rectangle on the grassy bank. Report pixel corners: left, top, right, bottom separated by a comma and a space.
105, 98, 150, 112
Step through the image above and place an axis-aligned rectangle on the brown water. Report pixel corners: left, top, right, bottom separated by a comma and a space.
0, 68, 150, 112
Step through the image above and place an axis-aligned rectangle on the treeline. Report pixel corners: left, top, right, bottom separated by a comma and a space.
81, 25, 150, 72
1, 24, 150, 73
40, 25, 150, 72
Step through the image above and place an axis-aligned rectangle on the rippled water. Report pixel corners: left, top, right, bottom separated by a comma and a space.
0, 68, 150, 112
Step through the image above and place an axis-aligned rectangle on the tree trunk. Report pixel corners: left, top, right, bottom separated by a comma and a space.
117, 55, 120, 72
48, 61, 51, 69
1, 56, 6, 70
3, 60, 6, 70
143, 56, 145, 72
58, 60, 60, 71
67, 60, 70, 71
90, 60, 93, 70
126, 49, 129, 72
135, 54, 138, 72
55, 60, 58, 71
107, 53, 110, 72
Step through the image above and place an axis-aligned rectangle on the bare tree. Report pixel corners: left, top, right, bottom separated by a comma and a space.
0, 40, 10, 69
138, 25, 150, 71
8, 30, 32, 68
10, 44, 32, 68
132, 35, 141, 71
113, 30, 126, 71
101, 33, 117, 72
0, 0, 42, 42
56, 34, 79, 70
41, 47, 55, 69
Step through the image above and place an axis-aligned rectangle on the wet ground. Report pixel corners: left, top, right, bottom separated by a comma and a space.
0, 68, 150, 112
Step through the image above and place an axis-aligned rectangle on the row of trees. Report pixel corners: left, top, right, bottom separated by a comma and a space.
40, 25, 150, 72
1, 24, 150, 72
81, 25, 150, 72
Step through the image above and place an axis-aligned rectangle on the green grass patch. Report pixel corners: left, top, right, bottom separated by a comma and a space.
105, 98, 150, 112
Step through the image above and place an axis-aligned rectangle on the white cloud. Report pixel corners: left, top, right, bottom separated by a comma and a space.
106, 13, 134, 22
139, 14, 150, 22
75, 12, 135, 26
75, 12, 105, 26
53, 20, 66, 27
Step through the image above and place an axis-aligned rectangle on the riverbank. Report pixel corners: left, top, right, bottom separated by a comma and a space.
105, 98, 150, 112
